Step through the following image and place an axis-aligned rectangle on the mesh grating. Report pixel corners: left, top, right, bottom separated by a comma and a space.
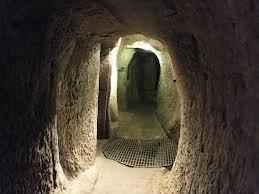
103, 138, 177, 167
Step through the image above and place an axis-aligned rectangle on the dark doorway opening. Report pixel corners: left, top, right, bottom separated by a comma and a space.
127, 49, 160, 108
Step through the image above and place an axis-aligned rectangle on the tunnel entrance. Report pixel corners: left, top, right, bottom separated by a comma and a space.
115, 41, 166, 140
95, 34, 180, 191
97, 34, 182, 142
99, 36, 179, 170
127, 49, 160, 108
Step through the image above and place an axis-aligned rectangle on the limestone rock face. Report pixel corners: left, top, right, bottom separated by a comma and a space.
155, 50, 180, 140
164, 1, 259, 193
57, 38, 100, 177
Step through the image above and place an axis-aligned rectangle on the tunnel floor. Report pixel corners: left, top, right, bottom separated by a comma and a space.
93, 140, 169, 194
103, 138, 177, 167
92, 105, 174, 193
92, 104, 176, 193
116, 104, 166, 139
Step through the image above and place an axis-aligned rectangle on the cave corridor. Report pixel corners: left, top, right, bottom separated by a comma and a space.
0, 0, 258, 193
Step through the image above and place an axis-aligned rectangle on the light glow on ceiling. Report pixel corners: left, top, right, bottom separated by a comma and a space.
127, 41, 162, 65
127, 41, 157, 53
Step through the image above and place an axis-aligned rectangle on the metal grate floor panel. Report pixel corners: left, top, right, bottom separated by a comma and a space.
103, 138, 177, 167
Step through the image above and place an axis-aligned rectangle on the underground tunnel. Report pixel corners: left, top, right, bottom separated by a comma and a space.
97, 35, 179, 173
0, 0, 258, 194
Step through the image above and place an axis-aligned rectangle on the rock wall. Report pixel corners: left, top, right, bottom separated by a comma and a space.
117, 47, 136, 110
163, 1, 259, 193
0, 1, 58, 192
97, 45, 111, 139
0, 1, 102, 192
156, 51, 180, 140
57, 38, 100, 178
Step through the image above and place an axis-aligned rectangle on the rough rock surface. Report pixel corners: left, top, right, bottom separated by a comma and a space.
0, 1, 58, 192
97, 45, 112, 139
156, 50, 180, 140
164, 1, 259, 193
57, 38, 100, 177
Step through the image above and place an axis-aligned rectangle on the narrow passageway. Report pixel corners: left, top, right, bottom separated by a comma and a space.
93, 36, 177, 193
114, 38, 168, 140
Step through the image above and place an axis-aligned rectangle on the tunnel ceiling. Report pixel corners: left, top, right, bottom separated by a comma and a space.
46, 0, 181, 48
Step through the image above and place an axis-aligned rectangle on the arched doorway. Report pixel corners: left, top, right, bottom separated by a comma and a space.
127, 49, 160, 108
